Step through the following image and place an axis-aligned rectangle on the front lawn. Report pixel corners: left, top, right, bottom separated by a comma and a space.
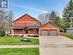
0, 48, 39, 55
61, 32, 73, 40
0, 36, 39, 45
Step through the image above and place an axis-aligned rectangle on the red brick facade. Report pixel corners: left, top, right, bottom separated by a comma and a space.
13, 14, 41, 35
14, 29, 39, 34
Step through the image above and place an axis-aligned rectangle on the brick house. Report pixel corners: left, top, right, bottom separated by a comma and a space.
12, 14, 60, 36
12, 14, 41, 35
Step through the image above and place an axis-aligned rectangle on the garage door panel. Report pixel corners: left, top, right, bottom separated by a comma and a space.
49, 30, 57, 36
40, 30, 58, 36
40, 30, 49, 36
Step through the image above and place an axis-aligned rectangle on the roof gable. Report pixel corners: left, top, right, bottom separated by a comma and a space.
13, 14, 41, 26
13, 14, 40, 23
41, 22, 59, 29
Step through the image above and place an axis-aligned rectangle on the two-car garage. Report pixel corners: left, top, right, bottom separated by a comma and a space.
40, 24, 60, 36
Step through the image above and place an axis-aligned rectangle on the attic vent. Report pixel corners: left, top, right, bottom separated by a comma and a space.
25, 14, 29, 16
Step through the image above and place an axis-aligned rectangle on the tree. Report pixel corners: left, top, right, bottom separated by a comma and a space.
55, 16, 61, 27
63, 0, 73, 19
63, 0, 73, 32
38, 13, 50, 24
0, 9, 5, 27
49, 11, 60, 26
49, 11, 66, 32
0, 9, 14, 34
49, 11, 57, 20
8, 10, 14, 33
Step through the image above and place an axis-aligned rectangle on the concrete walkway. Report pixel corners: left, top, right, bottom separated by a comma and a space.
0, 45, 39, 48
39, 36, 73, 55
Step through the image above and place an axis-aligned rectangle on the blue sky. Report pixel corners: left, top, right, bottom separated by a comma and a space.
8, 0, 69, 19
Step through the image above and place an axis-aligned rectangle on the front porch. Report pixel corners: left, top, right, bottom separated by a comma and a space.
10, 26, 40, 36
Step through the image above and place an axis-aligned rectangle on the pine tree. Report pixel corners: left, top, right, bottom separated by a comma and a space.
63, 0, 73, 32
49, 11, 59, 26
63, 0, 73, 23
49, 11, 56, 20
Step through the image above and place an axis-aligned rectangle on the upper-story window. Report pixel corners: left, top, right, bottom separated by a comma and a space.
32, 23, 36, 26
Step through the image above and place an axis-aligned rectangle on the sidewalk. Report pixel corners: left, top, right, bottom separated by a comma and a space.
0, 45, 39, 48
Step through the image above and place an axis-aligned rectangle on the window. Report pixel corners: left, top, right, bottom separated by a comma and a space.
32, 23, 36, 26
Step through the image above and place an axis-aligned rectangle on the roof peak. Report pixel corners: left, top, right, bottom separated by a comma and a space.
13, 14, 41, 23
24, 14, 29, 16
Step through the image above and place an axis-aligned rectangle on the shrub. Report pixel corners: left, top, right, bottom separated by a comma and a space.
61, 32, 73, 39
0, 28, 5, 36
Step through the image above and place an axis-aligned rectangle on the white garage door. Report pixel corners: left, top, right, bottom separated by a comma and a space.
40, 30, 49, 36
49, 30, 57, 36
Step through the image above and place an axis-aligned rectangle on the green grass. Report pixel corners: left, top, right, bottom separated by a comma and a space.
0, 48, 39, 55
0, 36, 39, 45
61, 32, 73, 40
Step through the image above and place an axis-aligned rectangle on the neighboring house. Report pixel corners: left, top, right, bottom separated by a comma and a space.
67, 25, 73, 35
11, 14, 60, 36
12, 14, 41, 35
